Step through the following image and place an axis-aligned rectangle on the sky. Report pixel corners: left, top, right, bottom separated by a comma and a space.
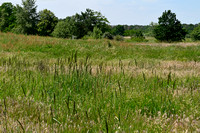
0, 0, 199, 25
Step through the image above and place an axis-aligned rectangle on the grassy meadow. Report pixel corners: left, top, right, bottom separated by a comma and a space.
0, 32, 200, 132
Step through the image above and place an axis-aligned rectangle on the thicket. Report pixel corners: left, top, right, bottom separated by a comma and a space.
191, 25, 200, 41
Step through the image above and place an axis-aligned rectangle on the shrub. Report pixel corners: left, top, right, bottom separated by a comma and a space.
114, 35, 124, 41
102, 32, 113, 40
52, 16, 77, 39
125, 30, 147, 42
82, 35, 92, 40
52, 21, 71, 38
91, 27, 102, 39
191, 25, 200, 41
129, 37, 148, 42
82, 27, 102, 40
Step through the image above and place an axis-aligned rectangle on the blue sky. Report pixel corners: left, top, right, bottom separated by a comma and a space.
0, 0, 199, 25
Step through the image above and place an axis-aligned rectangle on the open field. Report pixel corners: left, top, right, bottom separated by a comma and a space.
0, 32, 200, 132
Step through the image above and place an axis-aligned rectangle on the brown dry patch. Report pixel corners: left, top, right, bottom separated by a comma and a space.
106, 60, 200, 78
135, 110, 200, 132
159, 60, 199, 69
157, 60, 200, 76
96, 60, 200, 78
173, 88, 188, 97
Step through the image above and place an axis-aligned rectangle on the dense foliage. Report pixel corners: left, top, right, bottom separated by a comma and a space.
191, 25, 200, 41
90, 27, 103, 39
52, 17, 76, 38
73, 8, 110, 38
13, 0, 38, 35
37, 9, 58, 36
111, 25, 125, 36
111, 23, 198, 37
52, 9, 109, 39
153, 10, 187, 42
124, 29, 144, 37
0, 2, 16, 32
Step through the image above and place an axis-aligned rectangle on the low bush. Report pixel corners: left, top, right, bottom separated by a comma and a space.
91, 27, 102, 39
82, 27, 102, 40
127, 37, 148, 42
114, 35, 124, 41
102, 32, 114, 40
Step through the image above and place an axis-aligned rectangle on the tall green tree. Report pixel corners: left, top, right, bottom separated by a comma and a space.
14, 0, 38, 35
74, 8, 110, 38
37, 9, 58, 36
0, 3, 16, 32
153, 10, 186, 42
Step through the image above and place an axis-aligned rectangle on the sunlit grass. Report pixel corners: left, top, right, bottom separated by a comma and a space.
0, 32, 199, 132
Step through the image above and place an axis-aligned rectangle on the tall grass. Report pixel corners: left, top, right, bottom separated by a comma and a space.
0, 32, 199, 132
0, 55, 199, 132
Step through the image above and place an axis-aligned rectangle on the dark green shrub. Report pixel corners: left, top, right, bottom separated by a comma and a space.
102, 32, 113, 40
111, 25, 125, 36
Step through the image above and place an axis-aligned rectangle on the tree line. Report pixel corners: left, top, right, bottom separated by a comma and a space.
0, 0, 200, 42
0, 0, 110, 39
